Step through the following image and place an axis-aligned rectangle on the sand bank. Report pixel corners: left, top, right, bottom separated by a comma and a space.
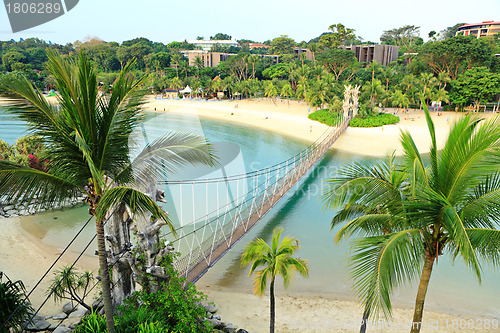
143, 96, 490, 157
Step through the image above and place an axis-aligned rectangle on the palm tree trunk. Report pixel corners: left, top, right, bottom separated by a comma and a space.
360, 304, 370, 333
96, 219, 115, 333
270, 277, 275, 333
410, 256, 435, 333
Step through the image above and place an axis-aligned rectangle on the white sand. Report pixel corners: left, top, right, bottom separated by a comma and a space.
1, 96, 499, 331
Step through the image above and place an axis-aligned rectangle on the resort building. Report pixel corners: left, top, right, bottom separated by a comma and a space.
341, 44, 399, 66
186, 39, 239, 51
456, 21, 500, 38
248, 43, 270, 50
185, 50, 232, 67
293, 47, 314, 60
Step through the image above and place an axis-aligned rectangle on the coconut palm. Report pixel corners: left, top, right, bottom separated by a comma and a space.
0, 50, 214, 333
391, 89, 410, 111
241, 227, 309, 333
171, 53, 181, 78
322, 106, 500, 333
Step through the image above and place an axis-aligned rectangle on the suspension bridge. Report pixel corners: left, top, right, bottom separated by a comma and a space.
160, 116, 351, 284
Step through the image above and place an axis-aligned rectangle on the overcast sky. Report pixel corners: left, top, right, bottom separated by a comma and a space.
1, 0, 499, 45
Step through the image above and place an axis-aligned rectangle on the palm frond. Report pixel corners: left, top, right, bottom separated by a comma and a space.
460, 172, 500, 229
0, 160, 81, 209
334, 214, 406, 242
349, 229, 424, 320
95, 186, 175, 236
463, 228, 500, 268
124, 131, 217, 189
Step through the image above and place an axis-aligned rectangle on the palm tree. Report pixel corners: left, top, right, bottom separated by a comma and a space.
308, 43, 320, 65
0, 50, 214, 333
171, 53, 181, 78
241, 227, 309, 333
322, 106, 500, 333
391, 89, 410, 111
193, 56, 204, 79
362, 79, 385, 113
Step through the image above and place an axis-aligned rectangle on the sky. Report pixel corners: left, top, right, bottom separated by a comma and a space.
1, 0, 499, 45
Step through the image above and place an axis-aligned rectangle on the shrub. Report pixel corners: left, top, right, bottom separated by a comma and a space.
0, 272, 33, 333
115, 269, 213, 333
308, 109, 343, 126
350, 113, 400, 127
73, 310, 107, 333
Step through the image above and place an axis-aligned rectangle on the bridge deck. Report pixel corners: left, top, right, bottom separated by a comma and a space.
174, 119, 350, 284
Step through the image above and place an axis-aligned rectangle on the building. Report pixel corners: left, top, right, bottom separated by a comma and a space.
456, 21, 500, 38
293, 48, 314, 60
186, 39, 239, 51
248, 43, 270, 50
341, 44, 399, 66
185, 50, 232, 67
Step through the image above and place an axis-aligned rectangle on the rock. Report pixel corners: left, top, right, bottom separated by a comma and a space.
24, 314, 50, 331
68, 305, 89, 318
52, 312, 68, 320
223, 322, 237, 333
212, 314, 221, 320
206, 318, 225, 330
62, 302, 76, 315
92, 297, 103, 310
4, 205, 14, 211
205, 303, 218, 314
53, 325, 72, 333
237, 329, 249, 333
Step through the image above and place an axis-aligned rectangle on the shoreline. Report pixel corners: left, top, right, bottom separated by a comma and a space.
1, 97, 499, 331
141, 96, 489, 157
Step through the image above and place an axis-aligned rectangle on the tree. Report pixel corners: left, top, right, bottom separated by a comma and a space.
420, 35, 494, 80
0, 272, 33, 332
2, 49, 27, 72
241, 227, 309, 333
391, 89, 409, 110
0, 51, 214, 333
323, 107, 500, 333
318, 48, 358, 80
320, 23, 356, 49
269, 35, 296, 55
450, 66, 500, 109
210, 33, 232, 40
380, 25, 420, 48
438, 23, 466, 40
193, 56, 204, 79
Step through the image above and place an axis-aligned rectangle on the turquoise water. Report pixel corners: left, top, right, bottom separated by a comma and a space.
1, 106, 499, 318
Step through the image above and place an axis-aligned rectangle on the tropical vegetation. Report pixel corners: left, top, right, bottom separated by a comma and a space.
0, 271, 32, 333
0, 50, 214, 332
322, 105, 500, 333
241, 227, 309, 333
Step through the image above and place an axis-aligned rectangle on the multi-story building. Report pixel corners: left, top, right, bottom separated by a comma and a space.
341, 44, 399, 66
456, 21, 500, 38
185, 50, 232, 67
186, 39, 239, 51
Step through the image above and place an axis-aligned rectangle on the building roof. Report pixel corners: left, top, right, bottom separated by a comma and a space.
458, 21, 500, 29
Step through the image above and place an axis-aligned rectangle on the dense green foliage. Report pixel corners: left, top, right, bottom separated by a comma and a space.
1, 25, 499, 112
0, 272, 33, 333
0, 135, 47, 170
73, 267, 213, 333
308, 109, 343, 126
323, 108, 500, 332
350, 113, 400, 127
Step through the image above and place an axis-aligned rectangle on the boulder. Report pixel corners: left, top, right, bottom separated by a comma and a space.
237, 329, 249, 333
68, 305, 89, 318
52, 312, 68, 320
53, 325, 72, 333
62, 302, 76, 315
206, 318, 225, 330
24, 314, 50, 331
212, 314, 221, 320
205, 303, 218, 314
223, 322, 237, 333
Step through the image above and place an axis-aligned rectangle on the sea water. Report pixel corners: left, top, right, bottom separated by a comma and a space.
1, 106, 498, 318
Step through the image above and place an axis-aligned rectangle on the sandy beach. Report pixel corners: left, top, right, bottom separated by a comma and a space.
142, 96, 483, 157
1, 96, 499, 331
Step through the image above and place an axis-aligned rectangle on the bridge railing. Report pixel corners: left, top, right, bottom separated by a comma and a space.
162, 117, 350, 282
